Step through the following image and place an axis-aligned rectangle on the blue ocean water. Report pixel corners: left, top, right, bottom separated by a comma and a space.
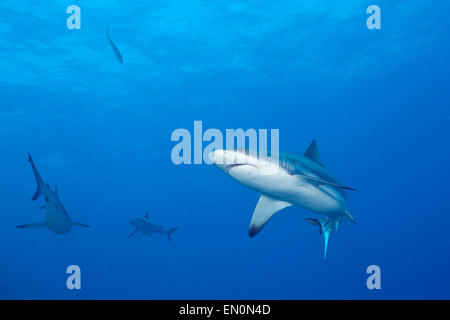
0, 0, 449, 300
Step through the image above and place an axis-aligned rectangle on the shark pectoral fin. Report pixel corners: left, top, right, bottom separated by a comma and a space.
293, 174, 357, 191
72, 222, 90, 228
128, 229, 138, 239
16, 222, 46, 229
249, 195, 292, 237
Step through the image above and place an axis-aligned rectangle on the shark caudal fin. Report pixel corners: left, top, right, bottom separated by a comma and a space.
323, 229, 331, 259
28, 153, 45, 201
305, 217, 340, 259
167, 227, 179, 242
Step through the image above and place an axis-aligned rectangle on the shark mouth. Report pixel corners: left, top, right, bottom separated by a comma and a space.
225, 163, 257, 171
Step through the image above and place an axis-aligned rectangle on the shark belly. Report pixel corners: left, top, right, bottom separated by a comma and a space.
287, 181, 347, 216
228, 164, 346, 216
44, 203, 72, 234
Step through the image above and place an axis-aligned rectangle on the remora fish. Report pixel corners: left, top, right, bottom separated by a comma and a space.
129, 212, 179, 242
107, 26, 123, 64
209, 141, 356, 259
17, 154, 89, 234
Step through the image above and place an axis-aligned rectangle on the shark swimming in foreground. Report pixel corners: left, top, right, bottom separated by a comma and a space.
16, 154, 89, 234
129, 212, 179, 242
107, 26, 123, 64
209, 141, 356, 259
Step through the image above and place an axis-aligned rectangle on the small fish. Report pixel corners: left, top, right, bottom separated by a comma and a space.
107, 26, 123, 64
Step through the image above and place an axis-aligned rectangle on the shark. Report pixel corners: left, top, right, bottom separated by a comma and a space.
107, 26, 123, 64
16, 154, 89, 234
128, 212, 179, 242
208, 141, 356, 258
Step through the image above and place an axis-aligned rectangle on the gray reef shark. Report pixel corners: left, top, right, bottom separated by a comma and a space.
16, 154, 89, 234
129, 212, 179, 242
209, 141, 356, 258
107, 26, 123, 64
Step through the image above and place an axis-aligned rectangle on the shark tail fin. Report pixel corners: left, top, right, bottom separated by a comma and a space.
306, 217, 339, 260
323, 229, 330, 259
167, 227, 179, 242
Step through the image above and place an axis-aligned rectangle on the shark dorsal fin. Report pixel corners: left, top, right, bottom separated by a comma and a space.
304, 140, 324, 167
145, 212, 149, 219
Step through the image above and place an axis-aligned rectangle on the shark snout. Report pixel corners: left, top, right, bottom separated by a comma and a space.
209, 149, 283, 177
208, 149, 248, 170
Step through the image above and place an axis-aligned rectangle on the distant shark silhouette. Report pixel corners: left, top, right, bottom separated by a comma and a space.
107, 26, 123, 64
16, 154, 89, 234
209, 141, 356, 259
129, 212, 179, 242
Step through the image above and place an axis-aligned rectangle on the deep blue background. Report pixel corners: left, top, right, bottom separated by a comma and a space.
0, 1, 449, 299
